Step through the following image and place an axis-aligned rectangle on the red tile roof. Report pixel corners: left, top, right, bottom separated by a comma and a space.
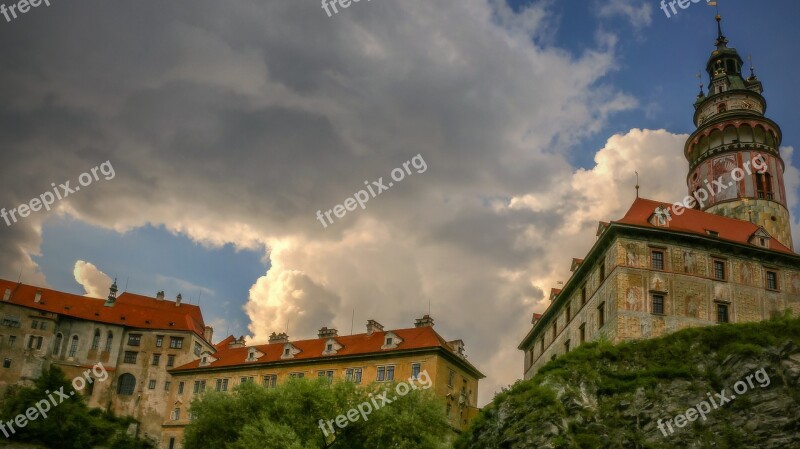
614, 198, 795, 255
0, 279, 207, 339
171, 326, 484, 378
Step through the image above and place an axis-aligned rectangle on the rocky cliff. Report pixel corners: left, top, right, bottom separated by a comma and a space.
456, 315, 800, 449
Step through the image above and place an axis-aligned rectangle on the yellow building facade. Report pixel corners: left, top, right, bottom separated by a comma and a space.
162, 317, 484, 449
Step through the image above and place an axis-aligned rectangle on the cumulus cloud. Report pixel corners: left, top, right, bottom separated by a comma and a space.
598, 0, 653, 29
73, 260, 113, 298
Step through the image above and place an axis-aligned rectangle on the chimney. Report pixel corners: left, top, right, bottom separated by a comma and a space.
156, 291, 165, 300
34, 291, 42, 303
203, 326, 214, 343
414, 315, 435, 328
318, 326, 338, 339
366, 320, 384, 336
176, 293, 182, 307
268, 332, 289, 344
228, 336, 247, 349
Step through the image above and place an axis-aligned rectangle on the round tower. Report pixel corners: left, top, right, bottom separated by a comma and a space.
684, 15, 793, 249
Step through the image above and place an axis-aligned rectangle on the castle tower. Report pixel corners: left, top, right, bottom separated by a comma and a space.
684, 15, 793, 249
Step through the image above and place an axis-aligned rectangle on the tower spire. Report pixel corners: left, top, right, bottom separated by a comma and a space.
715, 13, 728, 48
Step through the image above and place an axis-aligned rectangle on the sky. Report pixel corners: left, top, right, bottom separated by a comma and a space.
1, 0, 799, 406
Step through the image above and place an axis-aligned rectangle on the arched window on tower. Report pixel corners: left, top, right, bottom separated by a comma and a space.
68, 336, 79, 358
52, 333, 63, 356
117, 374, 136, 395
104, 331, 113, 352
756, 172, 774, 200
717, 103, 727, 114
91, 329, 100, 350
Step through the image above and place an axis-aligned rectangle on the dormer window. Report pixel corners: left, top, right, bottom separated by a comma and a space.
326, 343, 333, 351
706, 230, 719, 237
380, 332, 403, 350
284, 348, 290, 356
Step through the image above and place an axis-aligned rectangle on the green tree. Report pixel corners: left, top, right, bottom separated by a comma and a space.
183, 378, 451, 449
0, 366, 153, 449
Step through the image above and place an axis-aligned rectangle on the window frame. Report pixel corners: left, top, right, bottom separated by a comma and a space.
127, 334, 142, 347
652, 294, 665, 315
712, 259, 727, 281
598, 302, 606, 328
651, 250, 665, 271
716, 302, 730, 323
766, 270, 779, 291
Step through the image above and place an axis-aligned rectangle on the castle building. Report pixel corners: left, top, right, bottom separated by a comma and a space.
161, 316, 484, 449
519, 17, 800, 378
0, 278, 215, 443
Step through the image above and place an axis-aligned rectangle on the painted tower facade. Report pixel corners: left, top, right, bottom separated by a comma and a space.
684, 16, 793, 249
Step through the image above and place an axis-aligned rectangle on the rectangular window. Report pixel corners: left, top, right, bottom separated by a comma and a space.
156, 335, 164, 347
377, 366, 386, 382
27, 336, 43, 350
169, 438, 175, 449
564, 339, 570, 353
539, 338, 544, 354
39, 322, 46, 331
766, 271, 779, 291
566, 305, 571, 322
178, 381, 185, 394
581, 286, 587, 306
598, 302, 606, 328
263, 374, 277, 388
31, 320, 38, 329
289, 372, 304, 379
124, 351, 138, 364
411, 363, 421, 380
599, 263, 606, 281
651, 251, 664, 270
194, 342, 202, 356
152, 354, 161, 366
148, 380, 157, 390
164, 381, 171, 391
167, 355, 175, 367
127, 334, 142, 346
448, 369, 456, 387
2, 315, 20, 328
193, 380, 202, 394
240, 377, 254, 384
345, 368, 363, 384
652, 294, 665, 315
215, 378, 229, 392
717, 303, 729, 323
172, 408, 180, 421
169, 337, 184, 349
8, 336, 16, 347
713, 260, 726, 280
386, 366, 394, 381
552, 323, 557, 340
579, 323, 586, 344
2, 358, 10, 368
317, 370, 334, 383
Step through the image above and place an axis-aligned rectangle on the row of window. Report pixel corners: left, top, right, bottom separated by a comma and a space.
127, 333, 188, 350
178, 363, 424, 396
647, 249, 781, 290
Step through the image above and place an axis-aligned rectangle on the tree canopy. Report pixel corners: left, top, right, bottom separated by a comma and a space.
183, 378, 452, 449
